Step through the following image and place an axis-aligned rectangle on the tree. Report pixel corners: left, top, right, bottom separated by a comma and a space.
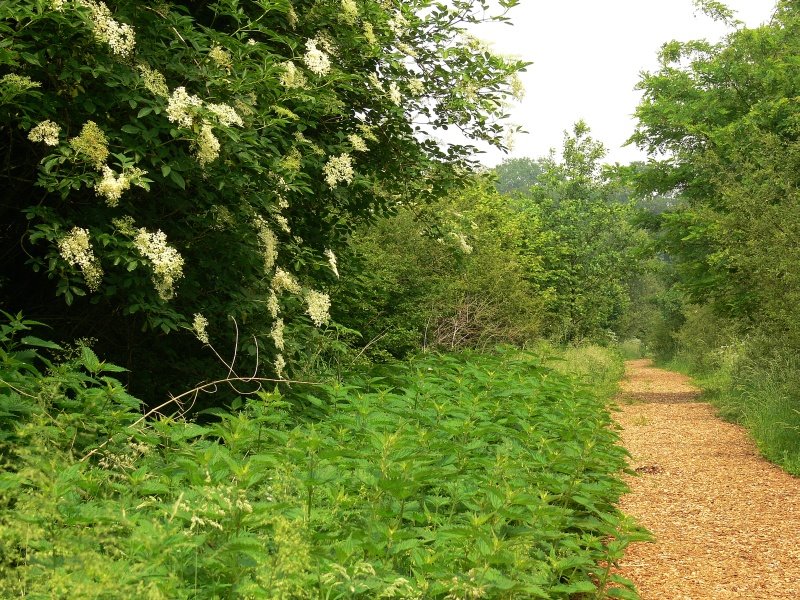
0, 0, 526, 400
495, 123, 643, 341
631, 0, 800, 342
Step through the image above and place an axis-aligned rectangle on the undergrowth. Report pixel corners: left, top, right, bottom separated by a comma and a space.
1, 315, 645, 598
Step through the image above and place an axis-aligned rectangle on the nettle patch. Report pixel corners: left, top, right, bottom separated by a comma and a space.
1, 320, 646, 598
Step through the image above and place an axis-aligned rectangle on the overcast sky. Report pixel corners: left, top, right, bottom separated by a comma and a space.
472, 0, 777, 166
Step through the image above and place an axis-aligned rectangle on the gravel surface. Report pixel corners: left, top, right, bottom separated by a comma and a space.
615, 359, 800, 600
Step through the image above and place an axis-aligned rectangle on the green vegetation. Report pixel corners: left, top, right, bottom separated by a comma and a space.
4, 0, 800, 595
627, 0, 800, 475
1, 315, 644, 598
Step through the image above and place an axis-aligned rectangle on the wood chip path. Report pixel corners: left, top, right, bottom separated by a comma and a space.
615, 359, 800, 599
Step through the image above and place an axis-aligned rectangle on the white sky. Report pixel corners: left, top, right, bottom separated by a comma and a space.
472, 0, 777, 166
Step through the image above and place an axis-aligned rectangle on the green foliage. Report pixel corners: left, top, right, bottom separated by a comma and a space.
539, 342, 626, 401
0, 0, 526, 399
629, 2, 800, 474
333, 177, 545, 360
0, 321, 646, 598
493, 124, 646, 342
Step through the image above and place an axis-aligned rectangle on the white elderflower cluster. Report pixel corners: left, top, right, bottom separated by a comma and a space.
166, 87, 203, 128
357, 123, 378, 142
192, 313, 209, 344
195, 124, 220, 167
78, 1, 136, 57
450, 232, 473, 254
388, 81, 402, 106
274, 214, 291, 234
387, 12, 408, 37
323, 153, 354, 187
70, 121, 109, 168
340, 0, 358, 24
274, 353, 286, 378
137, 63, 169, 98
270, 318, 285, 351
325, 248, 339, 278
407, 77, 424, 97
305, 290, 331, 327
207, 103, 244, 127
58, 227, 103, 291
2, 73, 41, 93
509, 72, 525, 101
133, 228, 185, 300
95, 166, 147, 206
50, 0, 66, 10
367, 72, 384, 91
303, 37, 331, 76
287, 5, 298, 28
254, 216, 278, 272
111, 215, 136, 235
208, 45, 232, 70
272, 267, 301, 295
347, 133, 368, 152
28, 120, 61, 146
279, 61, 307, 89
267, 289, 280, 318
363, 22, 377, 45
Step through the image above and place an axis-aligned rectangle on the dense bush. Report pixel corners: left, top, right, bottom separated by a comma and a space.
0, 0, 525, 401
333, 178, 545, 360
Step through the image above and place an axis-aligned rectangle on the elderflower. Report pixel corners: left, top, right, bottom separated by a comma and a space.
254, 216, 278, 272
78, 0, 136, 57
450, 232, 472, 254
407, 77, 424, 97
323, 153, 354, 187
279, 61, 307, 89
274, 214, 291, 234
208, 45, 232, 70
303, 37, 331, 76
340, 0, 358, 24
194, 123, 220, 166
58, 227, 103, 291
95, 166, 129, 206
347, 134, 368, 152
28, 120, 60, 146
274, 353, 286, 378
207, 103, 244, 127
192, 313, 209, 344
133, 228, 185, 300
388, 81, 402, 106
50, 0, 66, 10
363, 22, 377, 45
305, 289, 331, 327
387, 12, 408, 37
70, 121, 108, 168
267, 289, 280, 318
272, 267, 301, 295
357, 124, 378, 142
324, 248, 339, 278
287, 5, 298, 28
1, 73, 40, 93
166, 87, 202, 128
271, 318, 285, 351
367, 72, 384, 91
111, 215, 136, 235
136, 63, 168, 98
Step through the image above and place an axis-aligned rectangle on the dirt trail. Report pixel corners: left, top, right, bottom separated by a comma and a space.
615, 359, 800, 600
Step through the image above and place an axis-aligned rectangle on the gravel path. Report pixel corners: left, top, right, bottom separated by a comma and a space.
615, 359, 800, 599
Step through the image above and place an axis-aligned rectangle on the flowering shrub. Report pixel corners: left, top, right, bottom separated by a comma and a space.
0, 0, 525, 392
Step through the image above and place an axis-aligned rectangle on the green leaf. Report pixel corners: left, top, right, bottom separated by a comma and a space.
21, 336, 62, 350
